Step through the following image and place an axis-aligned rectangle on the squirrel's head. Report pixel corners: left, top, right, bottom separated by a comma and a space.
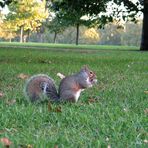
80, 65, 97, 88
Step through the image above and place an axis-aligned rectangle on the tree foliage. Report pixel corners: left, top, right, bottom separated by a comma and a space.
0, 0, 147, 50
51, 0, 143, 26
50, 0, 106, 45
84, 28, 99, 40
50, 0, 147, 50
46, 16, 67, 43
51, 0, 114, 27
0, 12, 17, 41
0, 0, 13, 8
5, 0, 48, 42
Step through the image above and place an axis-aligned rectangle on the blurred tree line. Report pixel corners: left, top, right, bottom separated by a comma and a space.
29, 21, 142, 46
0, 19, 142, 46
0, 0, 142, 46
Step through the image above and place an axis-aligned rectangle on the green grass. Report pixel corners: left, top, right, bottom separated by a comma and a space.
0, 43, 147, 147
0, 42, 139, 50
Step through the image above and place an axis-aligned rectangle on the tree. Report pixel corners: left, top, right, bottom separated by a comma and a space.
99, 22, 123, 45
121, 21, 142, 46
6, 0, 48, 42
50, 0, 106, 45
0, 19, 17, 42
0, 0, 13, 8
50, 0, 146, 50
0, 10, 17, 42
1, 0, 147, 50
112, 0, 146, 50
46, 16, 66, 43
140, 0, 148, 51
83, 28, 100, 43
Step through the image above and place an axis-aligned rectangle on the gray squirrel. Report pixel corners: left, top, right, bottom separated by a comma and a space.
24, 66, 97, 103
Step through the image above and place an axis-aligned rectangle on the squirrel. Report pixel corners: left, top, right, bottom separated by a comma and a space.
24, 66, 97, 103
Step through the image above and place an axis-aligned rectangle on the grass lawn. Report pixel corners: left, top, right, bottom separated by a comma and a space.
0, 42, 147, 147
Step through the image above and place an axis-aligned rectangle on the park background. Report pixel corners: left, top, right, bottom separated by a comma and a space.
0, 0, 146, 49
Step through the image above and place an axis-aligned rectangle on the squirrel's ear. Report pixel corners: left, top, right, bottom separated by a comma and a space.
81, 65, 89, 71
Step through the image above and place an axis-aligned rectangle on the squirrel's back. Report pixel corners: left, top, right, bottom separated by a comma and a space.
24, 74, 58, 102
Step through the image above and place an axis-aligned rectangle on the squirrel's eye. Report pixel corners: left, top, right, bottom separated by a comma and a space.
89, 71, 93, 75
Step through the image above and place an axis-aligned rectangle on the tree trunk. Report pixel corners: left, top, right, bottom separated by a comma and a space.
38, 26, 45, 43
20, 26, 24, 43
76, 23, 79, 45
53, 32, 57, 43
26, 29, 30, 42
9, 38, 12, 42
140, 0, 148, 51
23, 35, 27, 43
40, 34, 44, 43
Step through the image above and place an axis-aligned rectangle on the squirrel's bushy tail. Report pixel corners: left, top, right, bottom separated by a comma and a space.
24, 74, 59, 102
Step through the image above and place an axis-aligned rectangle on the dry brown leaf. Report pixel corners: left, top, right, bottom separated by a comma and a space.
54, 106, 62, 112
6, 84, 14, 90
18, 144, 33, 148
0, 128, 17, 135
144, 108, 148, 115
79, 102, 86, 106
54, 145, 58, 148
0, 129, 6, 134
48, 101, 62, 113
27, 144, 33, 148
17, 73, 29, 80
87, 98, 97, 104
6, 99, 16, 105
0, 92, 4, 97
48, 101, 52, 112
144, 90, 148, 94
0, 137, 12, 147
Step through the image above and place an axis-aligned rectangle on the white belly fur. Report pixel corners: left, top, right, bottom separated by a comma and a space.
75, 89, 83, 102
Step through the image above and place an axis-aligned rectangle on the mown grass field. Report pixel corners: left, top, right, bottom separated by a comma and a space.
0, 43, 147, 148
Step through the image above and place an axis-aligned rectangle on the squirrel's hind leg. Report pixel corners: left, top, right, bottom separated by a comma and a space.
61, 92, 78, 103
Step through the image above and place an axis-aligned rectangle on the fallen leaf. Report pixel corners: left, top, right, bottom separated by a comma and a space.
0, 92, 4, 97
18, 144, 33, 148
54, 106, 62, 112
57, 73, 65, 79
17, 73, 29, 80
6, 84, 14, 90
144, 90, 148, 94
79, 102, 86, 106
144, 139, 148, 144
123, 108, 128, 112
38, 59, 51, 64
27, 144, 33, 148
48, 101, 52, 112
54, 145, 58, 148
0, 128, 17, 135
87, 97, 98, 104
106, 137, 109, 142
0, 137, 12, 147
144, 108, 148, 115
6, 99, 16, 105
0, 129, 6, 134
48, 101, 62, 113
